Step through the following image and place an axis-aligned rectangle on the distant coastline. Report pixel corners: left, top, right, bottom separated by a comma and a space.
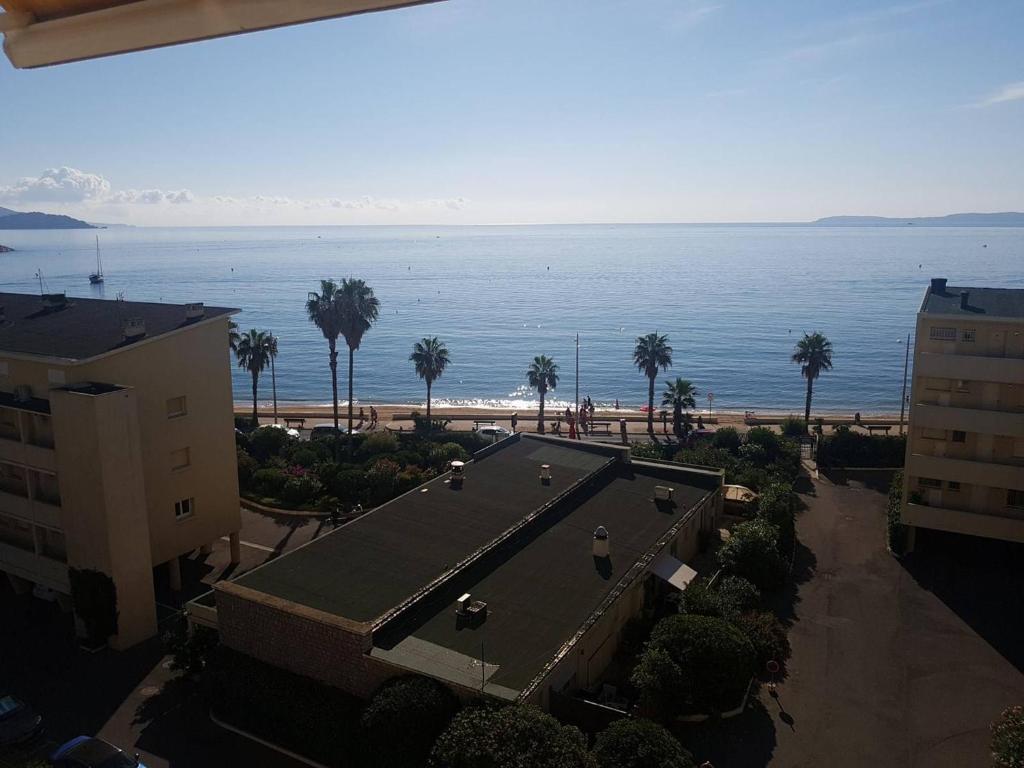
810, 212, 1024, 227
0, 206, 95, 230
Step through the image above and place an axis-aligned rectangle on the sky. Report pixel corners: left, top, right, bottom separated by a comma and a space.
0, 0, 1022, 226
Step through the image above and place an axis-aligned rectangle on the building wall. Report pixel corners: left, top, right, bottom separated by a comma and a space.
902, 309, 1024, 543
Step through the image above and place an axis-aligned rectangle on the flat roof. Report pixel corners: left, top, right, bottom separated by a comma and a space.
372, 464, 718, 695
920, 283, 1024, 319
0, 292, 235, 361
234, 438, 612, 623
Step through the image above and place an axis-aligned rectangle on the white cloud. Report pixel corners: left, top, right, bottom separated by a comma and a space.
972, 81, 1024, 108
109, 188, 195, 204
0, 166, 111, 203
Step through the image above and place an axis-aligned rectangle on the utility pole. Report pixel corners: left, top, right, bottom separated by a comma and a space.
899, 332, 910, 435
270, 331, 279, 425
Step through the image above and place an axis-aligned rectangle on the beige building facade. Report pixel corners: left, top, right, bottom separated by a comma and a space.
0, 292, 241, 648
902, 279, 1024, 545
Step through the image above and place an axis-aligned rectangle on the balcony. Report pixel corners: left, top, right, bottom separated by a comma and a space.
907, 453, 1024, 490
0, 436, 56, 473
916, 352, 1024, 385
0, 488, 31, 519
912, 403, 1024, 438
903, 502, 1024, 544
0, 541, 70, 592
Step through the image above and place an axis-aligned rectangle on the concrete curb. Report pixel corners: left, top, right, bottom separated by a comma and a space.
209, 711, 329, 768
240, 496, 329, 518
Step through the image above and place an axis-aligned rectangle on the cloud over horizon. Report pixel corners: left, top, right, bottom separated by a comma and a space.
972, 81, 1024, 108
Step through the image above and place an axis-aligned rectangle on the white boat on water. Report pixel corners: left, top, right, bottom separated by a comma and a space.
89, 236, 104, 284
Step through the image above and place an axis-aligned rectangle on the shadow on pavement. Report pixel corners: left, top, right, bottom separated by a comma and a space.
677, 699, 777, 766
819, 468, 895, 492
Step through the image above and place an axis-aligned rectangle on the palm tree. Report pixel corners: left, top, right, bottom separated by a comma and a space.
634, 333, 673, 434
228, 319, 240, 352
235, 329, 272, 426
792, 332, 834, 428
306, 279, 344, 433
662, 377, 697, 438
410, 337, 450, 433
526, 355, 559, 434
337, 278, 380, 455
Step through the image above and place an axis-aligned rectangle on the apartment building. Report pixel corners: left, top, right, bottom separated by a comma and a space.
0, 291, 241, 648
902, 278, 1024, 546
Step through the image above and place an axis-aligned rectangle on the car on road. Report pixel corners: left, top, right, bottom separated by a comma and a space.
474, 425, 511, 440
49, 736, 147, 768
256, 423, 300, 439
309, 423, 360, 440
0, 692, 43, 746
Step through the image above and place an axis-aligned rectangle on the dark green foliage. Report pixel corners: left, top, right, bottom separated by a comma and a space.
816, 427, 906, 468
734, 610, 791, 669
289, 447, 319, 468
680, 575, 760, 621
361, 676, 459, 768
430, 704, 595, 768
234, 416, 255, 433
886, 470, 907, 555
252, 467, 287, 497
429, 442, 470, 470
163, 622, 218, 677
712, 426, 741, 453
631, 441, 669, 461
280, 475, 323, 507
592, 718, 695, 768
367, 457, 401, 505
631, 614, 756, 718
717, 519, 788, 591
779, 417, 806, 437
755, 482, 794, 527
360, 431, 400, 456
236, 448, 258, 487
248, 425, 296, 461
68, 567, 118, 645
992, 705, 1024, 768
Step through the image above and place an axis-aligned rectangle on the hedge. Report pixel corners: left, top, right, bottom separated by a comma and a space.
361, 676, 459, 768
886, 470, 907, 555
993, 705, 1024, 768
592, 717, 695, 768
816, 427, 905, 468
716, 519, 788, 591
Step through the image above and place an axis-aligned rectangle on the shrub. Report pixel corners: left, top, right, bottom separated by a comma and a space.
236, 448, 258, 488
677, 580, 722, 618
68, 568, 118, 645
993, 705, 1024, 768
714, 575, 762, 617
248, 425, 295, 461
429, 442, 469, 470
817, 428, 906, 468
712, 426, 741, 453
632, 614, 756, 718
164, 621, 218, 678
779, 417, 806, 437
886, 471, 907, 555
361, 431, 399, 457
717, 519, 787, 591
362, 676, 459, 768
233, 415, 255, 432
631, 442, 668, 461
321, 466, 368, 506
281, 475, 323, 507
252, 467, 287, 497
429, 704, 595, 768
592, 718, 694, 768
367, 458, 402, 505
734, 610, 791, 669
756, 482, 794, 527
288, 447, 319, 469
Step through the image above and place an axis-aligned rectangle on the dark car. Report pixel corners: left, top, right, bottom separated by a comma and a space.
49, 736, 147, 768
0, 693, 43, 746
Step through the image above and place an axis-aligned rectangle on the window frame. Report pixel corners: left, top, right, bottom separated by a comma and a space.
166, 395, 188, 419
174, 497, 195, 520
929, 326, 957, 341
170, 447, 191, 472
1008, 489, 1024, 510
951, 430, 967, 443
918, 477, 942, 489
960, 329, 976, 343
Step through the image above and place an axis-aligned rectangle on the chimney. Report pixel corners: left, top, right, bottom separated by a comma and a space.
185, 302, 205, 320
593, 526, 609, 559
930, 278, 947, 294
122, 317, 146, 341
960, 291, 969, 309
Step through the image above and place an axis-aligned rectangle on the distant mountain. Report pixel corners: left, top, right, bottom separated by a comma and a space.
811, 212, 1024, 227
0, 244, 13, 252
0, 210, 96, 229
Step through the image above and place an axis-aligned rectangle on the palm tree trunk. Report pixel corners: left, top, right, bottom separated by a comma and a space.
251, 370, 258, 426
804, 375, 814, 426
347, 346, 355, 459
674, 404, 682, 438
426, 380, 432, 434
329, 339, 339, 430
538, 389, 546, 434
647, 375, 655, 433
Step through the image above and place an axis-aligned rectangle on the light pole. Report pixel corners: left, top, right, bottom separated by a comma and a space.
269, 331, 279, 425
899, 333, 910, 435
575, 332, 580, 423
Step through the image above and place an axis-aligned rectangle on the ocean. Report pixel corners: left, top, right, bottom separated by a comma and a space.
0, 224, 1021, 414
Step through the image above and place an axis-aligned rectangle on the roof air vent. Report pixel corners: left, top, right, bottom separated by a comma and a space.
185, 302, 205, 320
960, 291, 969, 309
122, 317, 146, 341
455, 592, 488, 625
593, 526, 609, 558
539, 463, 552, 484
930, 278, 947, 294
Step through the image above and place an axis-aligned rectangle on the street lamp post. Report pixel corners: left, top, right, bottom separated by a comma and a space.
899, 333, 910, 435
269, 331, 279, 425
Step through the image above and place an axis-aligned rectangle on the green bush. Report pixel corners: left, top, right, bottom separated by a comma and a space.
281, 475, 323, 507
429, 442, 470, 470
717, 519, 788, 591
714, 575, 762, 617
755, 482, 794, 527
817, 427, 905, 468
429, 704, 595, 768
712, 427, 741, 453
992, 705, 1024, 768
367, 458, 401, 505
886, 470, 907, 555
592, 718, 694, 768
236, 448, 258, 488
252, 467, 287, 497
734, 610, 791, 669
163, 622, 218, 678
361, 431, 399, 457
320, 466, 368, 506
248, 425, 295, 461
631, 442, 668, 461
361, 676, 459, 768
779, 417, 806, 437
632, 614, 756, 718
68, 567, 118, 645
289, 447, 319, 468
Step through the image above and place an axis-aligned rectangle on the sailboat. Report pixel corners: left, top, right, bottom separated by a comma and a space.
89, 236, 104, 284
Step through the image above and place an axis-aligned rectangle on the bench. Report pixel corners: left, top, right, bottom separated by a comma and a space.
283, 417, 305, 429
473, 419, 496, 428
866, 425, 892, 435
590, 421, 612, 436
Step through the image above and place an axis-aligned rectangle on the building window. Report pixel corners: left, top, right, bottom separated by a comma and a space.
174, 497, 194, 519
166, 396, 187, 418
170, 447, 191, 471
948, 481, 961, 491
929, 326, 956, 341
921, 428, 946, 440
951, 430, 966, 443
918, 478, 942, 488
960, 329, 976, 342
1008, 490, 1024, 509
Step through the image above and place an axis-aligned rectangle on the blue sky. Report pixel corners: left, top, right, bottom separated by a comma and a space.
1, 0, 1022, 225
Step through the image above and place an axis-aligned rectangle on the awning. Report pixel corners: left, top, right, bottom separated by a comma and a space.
0, 0, 444, 68
650, 553, 697, 591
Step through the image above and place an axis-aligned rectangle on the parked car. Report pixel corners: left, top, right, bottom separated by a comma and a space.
0, 693, 42, 746
256, 423, 300, 439
309, 423, 359, 440
474, 425, 511, 439
49, 736, 147, 768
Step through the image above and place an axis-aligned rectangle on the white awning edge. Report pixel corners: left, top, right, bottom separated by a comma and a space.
650, 553, 698, 591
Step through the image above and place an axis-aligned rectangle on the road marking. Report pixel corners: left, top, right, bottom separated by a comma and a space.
221, 535, 276, 553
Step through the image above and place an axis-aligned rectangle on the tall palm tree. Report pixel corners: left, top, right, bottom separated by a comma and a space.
228, 319, 240, 352
235, 329, 272, 426
527, 355, 559, 434
337, 278, 380, 455
306, 279, 344, 433
634, 333, 673, 434
410, 337, 450, 433
792, 332, 834, 428
662, 377, 697, 438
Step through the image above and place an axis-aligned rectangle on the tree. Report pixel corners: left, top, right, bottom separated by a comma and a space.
634, 333, 672, 434
791, 331, 833, 428
992, 705, 1024, 768
410, 337, 450, 433
430, 704, 595, 768
662, 377, 697, 439
338, 278, 380, 457
592, 718, 695, 768
527, 355, 559, 434
306, 279, 344, 434
361, 676, 459, 768
235, 328, 273, 426
716, 518, 788, 591
228, 319, 240, 352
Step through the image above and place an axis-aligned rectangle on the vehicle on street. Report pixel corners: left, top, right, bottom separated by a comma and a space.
49, 736, 147, 768
474, 425, 511, 439
257, 423, 300, 439
0, 693, 43, 746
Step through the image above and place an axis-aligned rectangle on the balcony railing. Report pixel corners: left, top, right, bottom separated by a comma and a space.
904, 502, 1024, 543
916, 353, 1024, 385
912, 403, 1024, 438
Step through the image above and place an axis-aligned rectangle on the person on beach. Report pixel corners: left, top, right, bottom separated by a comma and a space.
614, 398, 619, 410
511, 411, 518, 433
579, 406, 589, 435
370, 406, 378, 428
359, 406, 366, 426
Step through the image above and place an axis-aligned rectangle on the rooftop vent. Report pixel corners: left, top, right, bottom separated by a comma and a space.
122, 317, 146, 341
13, 384, 32, 403
455, 592, 488, 624
960, 291, 969, 309
930, 278, 947, 294
654, 485, 675, 501
41, 292, 67, 310
593, 526, 610, 558
539, 463, 552, 484
185, 302, 205, 320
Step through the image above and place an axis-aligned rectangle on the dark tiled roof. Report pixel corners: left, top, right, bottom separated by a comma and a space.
0, 292, 236, 361
921, 284, 1024, 319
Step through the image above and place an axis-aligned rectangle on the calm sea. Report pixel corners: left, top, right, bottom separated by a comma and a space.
0, 224, 1020, 414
